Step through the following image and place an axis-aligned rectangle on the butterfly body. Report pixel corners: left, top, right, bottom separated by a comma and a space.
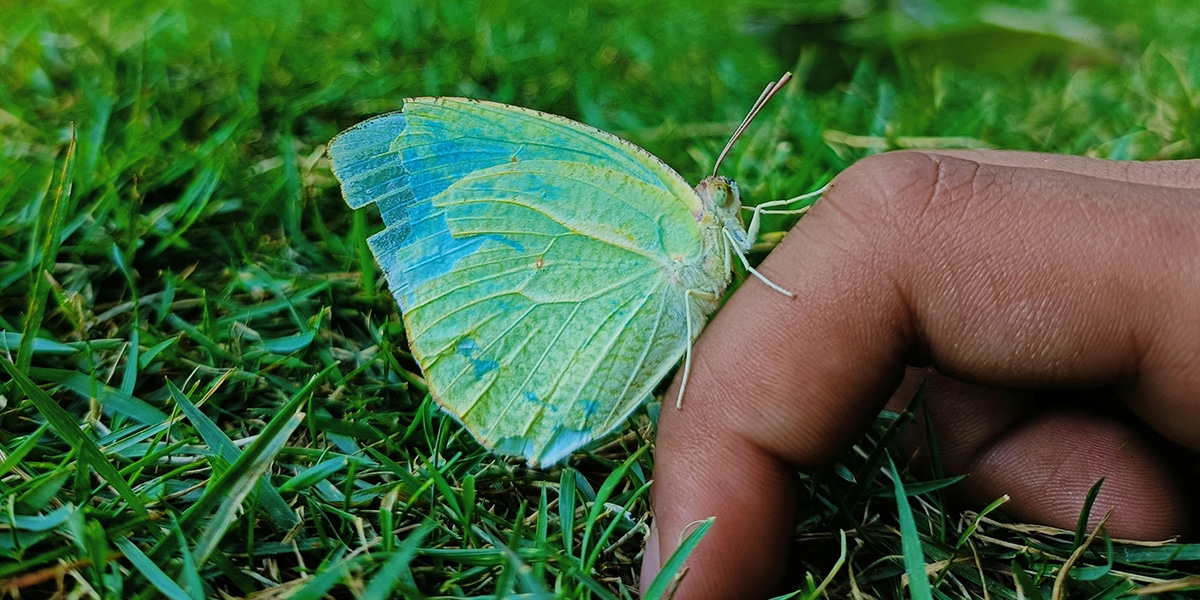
330, 97, 751, 466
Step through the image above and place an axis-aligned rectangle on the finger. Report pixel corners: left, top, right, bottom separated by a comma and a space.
644, 151, 1200, 599
889, 369, 1188, 539
967, 407, 1188, 538
924, 150, 1200, 188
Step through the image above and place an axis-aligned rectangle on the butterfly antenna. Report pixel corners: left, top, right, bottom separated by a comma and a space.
712, 72, 793, 177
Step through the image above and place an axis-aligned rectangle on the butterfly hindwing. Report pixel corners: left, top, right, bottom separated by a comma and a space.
329, 98, 709, 465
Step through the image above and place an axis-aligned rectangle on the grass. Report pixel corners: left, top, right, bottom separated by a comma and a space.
1, 0, 1199, 598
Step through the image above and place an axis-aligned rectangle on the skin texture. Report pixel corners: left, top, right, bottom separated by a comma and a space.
640, 150, 1200, 599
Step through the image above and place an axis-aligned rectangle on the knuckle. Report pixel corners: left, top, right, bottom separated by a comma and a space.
811, 151, 944, 257
827, 151, 940, 218
816, 150, 1003, 252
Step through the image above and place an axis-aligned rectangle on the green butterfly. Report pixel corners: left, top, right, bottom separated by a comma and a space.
328, 75, 814, 466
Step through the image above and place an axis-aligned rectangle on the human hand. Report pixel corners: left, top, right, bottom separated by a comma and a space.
640, 150, 1200, 599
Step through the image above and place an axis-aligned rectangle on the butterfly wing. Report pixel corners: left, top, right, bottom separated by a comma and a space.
329, 98, 710, 466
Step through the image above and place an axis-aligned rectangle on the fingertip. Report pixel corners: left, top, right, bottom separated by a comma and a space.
650, 403, 799, 599
969, 410, 1189, 540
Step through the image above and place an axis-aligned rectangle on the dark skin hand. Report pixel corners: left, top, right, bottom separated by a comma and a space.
640, 150, 1200, 599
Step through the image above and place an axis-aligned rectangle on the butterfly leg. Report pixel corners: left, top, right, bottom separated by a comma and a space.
757, 183, 828, 212
722, 229, 794, 297
741, 183, 829, 243
745, 203, 764, 248
722, 226, 732, 274
677, 288, 719, 409
678, 289, 695, 409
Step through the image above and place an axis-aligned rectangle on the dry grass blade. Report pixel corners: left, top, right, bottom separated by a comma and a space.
1052, 509, 1111, 600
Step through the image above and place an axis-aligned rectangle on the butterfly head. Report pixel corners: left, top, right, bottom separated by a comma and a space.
699, 175, 739, 208
695, 174, 746, 227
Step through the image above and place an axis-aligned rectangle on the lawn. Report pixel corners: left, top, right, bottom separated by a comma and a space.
1, 0, 1199, 598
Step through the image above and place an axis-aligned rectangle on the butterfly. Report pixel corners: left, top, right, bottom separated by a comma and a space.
328, 74, 817, 466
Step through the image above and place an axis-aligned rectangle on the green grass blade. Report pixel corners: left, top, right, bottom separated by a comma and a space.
41, 369, 170, 424
580, 445, 647, 567
0, 422, 48, 477
2, 504, 75, 532
277, 455, 350, 493
169, 513, 205, 600
166, 379, 299, 530
115, 536, 194, 600
1073, 478, 1105, 547
560, 467, 577, 558
290, 553, 363, 600
0, 332, 77, 355
799, 529, 847, 600
363, 446, 425, 493
18, 129, 74, 372
109, 242, 142, 398
837, 378, 925, 525
1111, 543, 1200, 564
150, 367, 319, 562
889, 455, 933, 600
419, 455, 461, 520
642, 516, 715, 600
1012, 558, 1046, 600
1072, 533, 1115, 582
149, 165, 221, 256
361, 521, 434, 600
585, 480, 651, 573
954, 494, 1009, 551
189, 410, 303, 565
533, 486, 549, 583
0, 355, 148, 518
83, 517, 110, 596
475, 523, 555, 600
873, 475, 968, 498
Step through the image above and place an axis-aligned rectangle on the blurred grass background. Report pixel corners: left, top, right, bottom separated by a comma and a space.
1, 0, 1199, 598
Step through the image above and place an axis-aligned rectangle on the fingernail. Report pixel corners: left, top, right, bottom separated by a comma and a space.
639, 519, 660, 594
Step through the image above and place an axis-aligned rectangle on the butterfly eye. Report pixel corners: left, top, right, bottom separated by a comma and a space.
715, 177, 739, 208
